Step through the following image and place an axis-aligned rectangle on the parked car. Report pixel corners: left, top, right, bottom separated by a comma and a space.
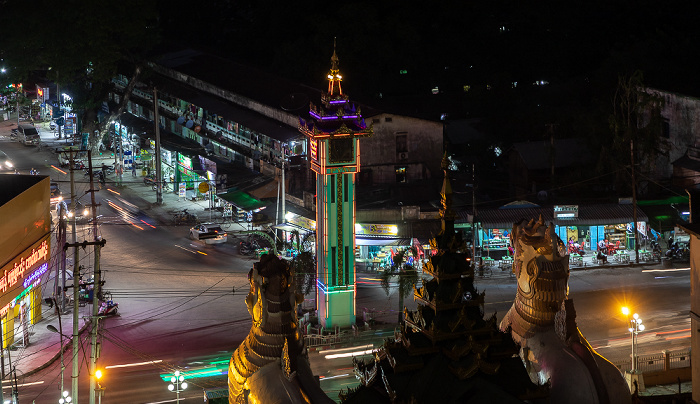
17, 124, 40, 146
0, 150, 14, 171
189, 223, 228, 244
50, 182, 63, 206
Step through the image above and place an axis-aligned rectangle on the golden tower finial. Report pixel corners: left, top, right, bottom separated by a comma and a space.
327, 37, 342, 96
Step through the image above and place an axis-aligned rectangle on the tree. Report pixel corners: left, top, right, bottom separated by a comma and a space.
0, 0, 158, 150
380, 247, 419, 323
604, 70, 664, 193
606, 70, 664, 263
289, 230, 316, 297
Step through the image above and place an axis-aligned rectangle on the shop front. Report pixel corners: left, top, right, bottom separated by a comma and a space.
216, 188, 268, 225
475, 203, 649, 260
552, 204, 649, 254
1, 235, 50, 348
272, 212, 317, 258
354, 223, 412, 272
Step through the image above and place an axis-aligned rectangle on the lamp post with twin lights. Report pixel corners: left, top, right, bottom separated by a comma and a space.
621, 306, 646, 392
167, 370, 187, 403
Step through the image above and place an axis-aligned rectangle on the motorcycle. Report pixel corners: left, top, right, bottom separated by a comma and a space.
144, 174, 159, 190
97, 300, 119, 316
239, 240, 258, 256
665, 242, 690, 261
650, 240, 662, 261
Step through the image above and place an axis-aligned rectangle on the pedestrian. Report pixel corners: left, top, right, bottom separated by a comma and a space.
132, 166, 137, 177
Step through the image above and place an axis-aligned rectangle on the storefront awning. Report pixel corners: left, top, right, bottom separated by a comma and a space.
272, 223, 311, 233
217, 189, 267, 212
476, 203, 649, 229
356, 237, 411, 246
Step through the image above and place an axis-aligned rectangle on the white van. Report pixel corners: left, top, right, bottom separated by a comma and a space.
18, 124, 40, 146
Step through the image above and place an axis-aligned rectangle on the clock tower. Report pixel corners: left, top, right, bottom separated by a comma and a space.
299, 43, 372, 327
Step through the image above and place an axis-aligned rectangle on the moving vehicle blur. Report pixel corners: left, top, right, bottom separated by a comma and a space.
56, 200, 91, 223
189, 223, 228, 244
0, 149, 14, 171
50, 182, 62, 206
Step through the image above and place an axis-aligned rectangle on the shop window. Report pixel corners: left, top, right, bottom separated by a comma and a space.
385, 117, 393, 123
395, 166, 407, 183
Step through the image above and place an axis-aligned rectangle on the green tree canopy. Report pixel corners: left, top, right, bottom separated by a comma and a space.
380, 247, 419, 323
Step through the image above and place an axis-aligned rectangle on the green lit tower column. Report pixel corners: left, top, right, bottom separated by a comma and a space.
299, 45, 372, 328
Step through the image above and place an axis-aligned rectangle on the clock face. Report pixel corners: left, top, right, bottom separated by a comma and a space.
329, 138, 355, 163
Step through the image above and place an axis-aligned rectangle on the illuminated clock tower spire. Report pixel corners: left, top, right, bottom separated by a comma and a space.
328, 38, 342, 96
299, 42, 372, 328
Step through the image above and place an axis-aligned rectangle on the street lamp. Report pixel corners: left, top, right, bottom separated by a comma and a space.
94, 370, 105, 404
47, 324, 71, 403
628, 313, 645, 372
167, 370, 187, 403
59, 390, 72, 404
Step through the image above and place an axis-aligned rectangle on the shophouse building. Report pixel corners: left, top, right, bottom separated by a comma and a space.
0, 175, 52, 349
108, 48, 444, 232
457, 201, 650, 261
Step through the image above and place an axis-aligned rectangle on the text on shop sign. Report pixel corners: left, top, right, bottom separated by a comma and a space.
0, 240, 49, 294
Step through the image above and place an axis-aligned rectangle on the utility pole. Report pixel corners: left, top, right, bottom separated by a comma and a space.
86, 151, 105, 404
153, 87, 163, 205
57, 77, 62, 140
57, 203, 67, 311
112, 123, 118, 186
631, 137, 639, 264
69, 150, 80, 404
472, 163, 477, 263
282, 159, 286, 241
118, 121, 124, 187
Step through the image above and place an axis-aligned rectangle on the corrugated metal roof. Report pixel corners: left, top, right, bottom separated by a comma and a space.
468, 204, 648, 229
146, 73, 300, 143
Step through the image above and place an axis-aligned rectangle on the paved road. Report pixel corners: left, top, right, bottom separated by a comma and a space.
0, 115, 692, 402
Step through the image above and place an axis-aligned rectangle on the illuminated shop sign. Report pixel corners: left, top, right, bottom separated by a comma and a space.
326, 166, 357, 174
178, 154, 193, 170
355, 223, 399, 236
23, 262, 49, 289
1, 240, 49, 294
554, 205, 578, 218
0, 236, 50, 315
310, 139, 318, 161
286, 212, 316, 231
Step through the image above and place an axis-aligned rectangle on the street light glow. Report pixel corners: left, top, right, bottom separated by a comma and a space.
621, 307, 629, 316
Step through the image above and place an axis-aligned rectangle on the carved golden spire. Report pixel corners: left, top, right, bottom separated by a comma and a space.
327, 37, 343, 96
440, 152, 455, 222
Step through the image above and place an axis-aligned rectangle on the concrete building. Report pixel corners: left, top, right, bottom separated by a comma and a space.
108, 49, 444, 207
644, 88, 700, 190
0, 175, 52, 349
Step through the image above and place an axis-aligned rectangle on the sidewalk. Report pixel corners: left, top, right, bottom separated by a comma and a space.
1, 115, 255, 380
0, 112, 688, 383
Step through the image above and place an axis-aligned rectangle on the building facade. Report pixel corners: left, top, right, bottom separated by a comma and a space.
0, 176, 52, 349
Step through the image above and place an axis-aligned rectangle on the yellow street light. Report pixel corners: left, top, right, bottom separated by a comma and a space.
621, 306, 629, 316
